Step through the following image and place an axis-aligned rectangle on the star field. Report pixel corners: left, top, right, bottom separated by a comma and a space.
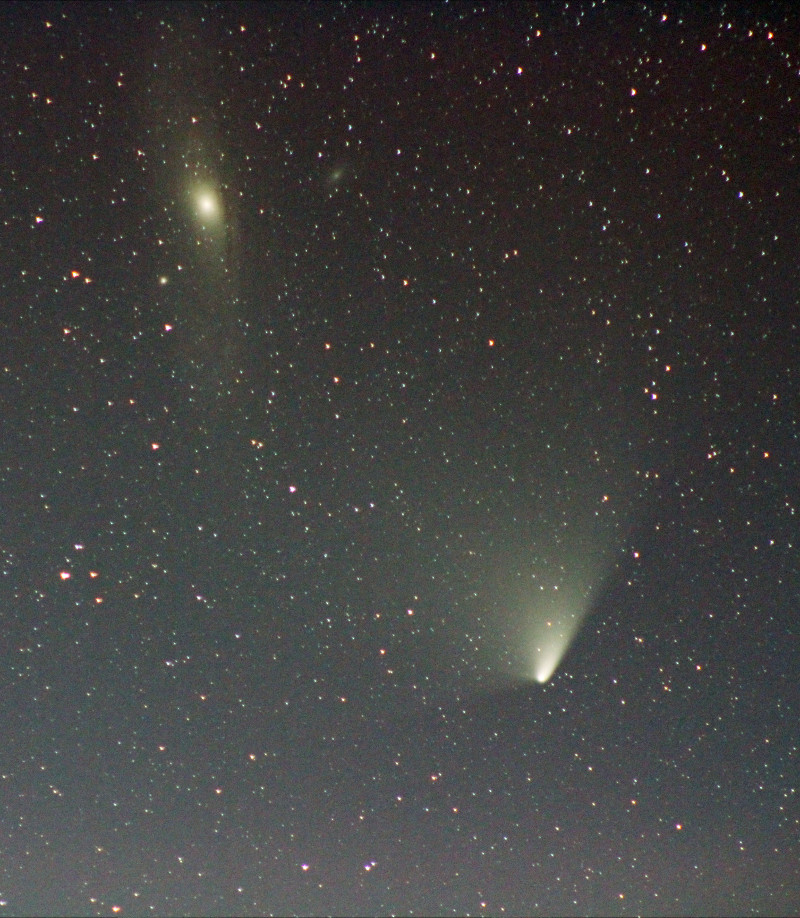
1, 3, 798, 916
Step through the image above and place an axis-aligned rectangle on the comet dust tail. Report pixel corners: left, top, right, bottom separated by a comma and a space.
530, 614, 582, 683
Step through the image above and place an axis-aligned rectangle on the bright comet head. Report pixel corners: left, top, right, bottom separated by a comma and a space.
520, 576, 601, 685
531, 632, 572, 683
528, 618, 580, 684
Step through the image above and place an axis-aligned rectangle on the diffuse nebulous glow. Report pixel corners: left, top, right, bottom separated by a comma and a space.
197, 191, 217, 216
530, 617, 581, 683
521, 565, 603, 684
191, 183, 224, 227
7, 4, 794, 914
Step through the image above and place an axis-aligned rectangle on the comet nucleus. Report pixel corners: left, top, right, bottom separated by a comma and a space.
530, 617, 582, 683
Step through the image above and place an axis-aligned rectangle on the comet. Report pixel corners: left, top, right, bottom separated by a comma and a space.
521, 577, 600, 684
530, 617, 581, 683
481, 483, 628, 688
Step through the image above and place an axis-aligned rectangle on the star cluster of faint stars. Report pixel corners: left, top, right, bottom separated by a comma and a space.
1, 2, 798, 916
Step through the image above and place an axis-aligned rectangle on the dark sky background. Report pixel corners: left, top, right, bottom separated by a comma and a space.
1, 2, 798, 916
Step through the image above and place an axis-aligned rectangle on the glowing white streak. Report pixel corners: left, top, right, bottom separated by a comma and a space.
523, 584, 596, 684
531, 625, 578, 683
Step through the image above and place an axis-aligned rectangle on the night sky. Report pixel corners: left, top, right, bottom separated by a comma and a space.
2, 2, 799, 916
